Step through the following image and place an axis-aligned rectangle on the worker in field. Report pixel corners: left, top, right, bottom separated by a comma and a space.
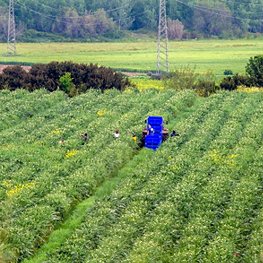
81, 132, 89, 144
162, 128, 169, 141
140, 128, 147, 147
58, 138, 65, 145
114, 129, 120, 139
132, 133, 137, 143
171, 130, 180, 137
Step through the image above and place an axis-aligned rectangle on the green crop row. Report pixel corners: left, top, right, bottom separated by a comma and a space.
1, 89, 262, 263
38, 92, 233, 262
1, 89, 197, 262
32, 92, 263, 263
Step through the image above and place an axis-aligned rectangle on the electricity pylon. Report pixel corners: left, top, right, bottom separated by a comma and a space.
7, 0, 16, 56
157, 0, 169, 75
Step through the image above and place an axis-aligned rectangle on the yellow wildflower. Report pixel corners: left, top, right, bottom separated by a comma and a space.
65, 149, 78, 158
237, 86, 263, 93
97, 109, 106, 117
51, 129, 62, 135
6, 182, 35, 198
209, 150, 223, 164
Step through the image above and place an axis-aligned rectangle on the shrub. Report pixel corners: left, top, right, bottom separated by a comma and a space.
59, 72, 75, 95
163, 66, 199, 91
220, 76, 236, 91
193, 71, 219, 97
194, 80, 218, 97
163, 67, 218, 96
246, 55, 263, 86
0, 62, 130, 95
220, 74, 252, 91
224, 69, 233, 76
0, 66, 27, 91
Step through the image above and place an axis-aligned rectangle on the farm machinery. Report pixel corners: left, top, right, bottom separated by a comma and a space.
142, 116, 168, 150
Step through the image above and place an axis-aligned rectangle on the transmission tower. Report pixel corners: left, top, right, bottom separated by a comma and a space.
157, 0, 169, 75
7, 0, 16, 56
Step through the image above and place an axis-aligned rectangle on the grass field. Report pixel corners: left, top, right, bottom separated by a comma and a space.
1, 39, 263, 77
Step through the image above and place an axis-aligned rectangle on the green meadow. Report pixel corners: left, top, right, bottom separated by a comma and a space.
1, 39, 263, 77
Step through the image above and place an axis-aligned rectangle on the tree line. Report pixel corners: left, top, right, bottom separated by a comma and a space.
0, 0, 263, 41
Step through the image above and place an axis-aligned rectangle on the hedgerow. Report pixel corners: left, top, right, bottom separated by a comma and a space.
0, 62, 130, 95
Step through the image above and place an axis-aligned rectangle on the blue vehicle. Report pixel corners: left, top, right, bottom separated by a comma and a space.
142, 116, 168, 150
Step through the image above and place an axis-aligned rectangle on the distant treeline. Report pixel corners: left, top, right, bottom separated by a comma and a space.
0, 0, 263, 41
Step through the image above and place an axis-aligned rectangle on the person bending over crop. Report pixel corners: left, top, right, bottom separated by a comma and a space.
170, 130, 180, 137
82, 132, 89, 144
114, 130, 120, 139
58, 138, 65, 145
132, 133, 137, 143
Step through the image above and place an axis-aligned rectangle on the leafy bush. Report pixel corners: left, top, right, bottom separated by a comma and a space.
0, 66, 28, 91
163, 67, 219, 96
220, 76, 236, 91
224, 69, 233, 76
59, 72, 77, 97
246, 55, 263, 86
193, 71, 219, 97
163, 66, 199, 91
0, 62, 130, 95
220, 74, 251, 91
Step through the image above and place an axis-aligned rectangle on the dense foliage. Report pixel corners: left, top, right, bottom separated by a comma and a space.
0, 62, 130, 95
0, 89, 262, 263
220, 55, 263, 90
1, 0, 263, 40
163, 67, 219, 97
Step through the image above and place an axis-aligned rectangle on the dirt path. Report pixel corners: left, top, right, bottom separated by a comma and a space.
0, 64, 31, 73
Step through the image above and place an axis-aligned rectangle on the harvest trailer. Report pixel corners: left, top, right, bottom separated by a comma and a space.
143, 116, 168, 150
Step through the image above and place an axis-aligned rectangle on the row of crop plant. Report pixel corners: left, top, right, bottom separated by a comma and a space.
34, 92, 263, 263
0, 90, 66, 131
85, 92, 242, 263
36, 91, 235, 263
0, 89, 197, 261
1, 89, 161, 260
167, 99, 263, 262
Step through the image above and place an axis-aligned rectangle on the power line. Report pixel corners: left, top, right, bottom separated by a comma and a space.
175, 0, 263, 22
15, 1, 147, 29
16, 0, 131, 20
37, 1, 130, 14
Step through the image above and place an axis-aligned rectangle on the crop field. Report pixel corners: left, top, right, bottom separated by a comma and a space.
0, 88, 262, 263
1, 38, 263, 77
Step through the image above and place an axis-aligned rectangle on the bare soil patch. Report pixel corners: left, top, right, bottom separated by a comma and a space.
0, 64, 32, 73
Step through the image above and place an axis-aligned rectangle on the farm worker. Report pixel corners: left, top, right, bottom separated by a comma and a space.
58, 138, 65, 145
140, 129, 147, 147
162, 128, 169, 141
170, 130, 179, 137
132, 134, 137, 143
114, 129, 120, 139
82, 132, 89, 144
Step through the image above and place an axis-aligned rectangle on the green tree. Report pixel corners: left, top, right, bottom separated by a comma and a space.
246, 55, 263, 86
59, 72, 76, 95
